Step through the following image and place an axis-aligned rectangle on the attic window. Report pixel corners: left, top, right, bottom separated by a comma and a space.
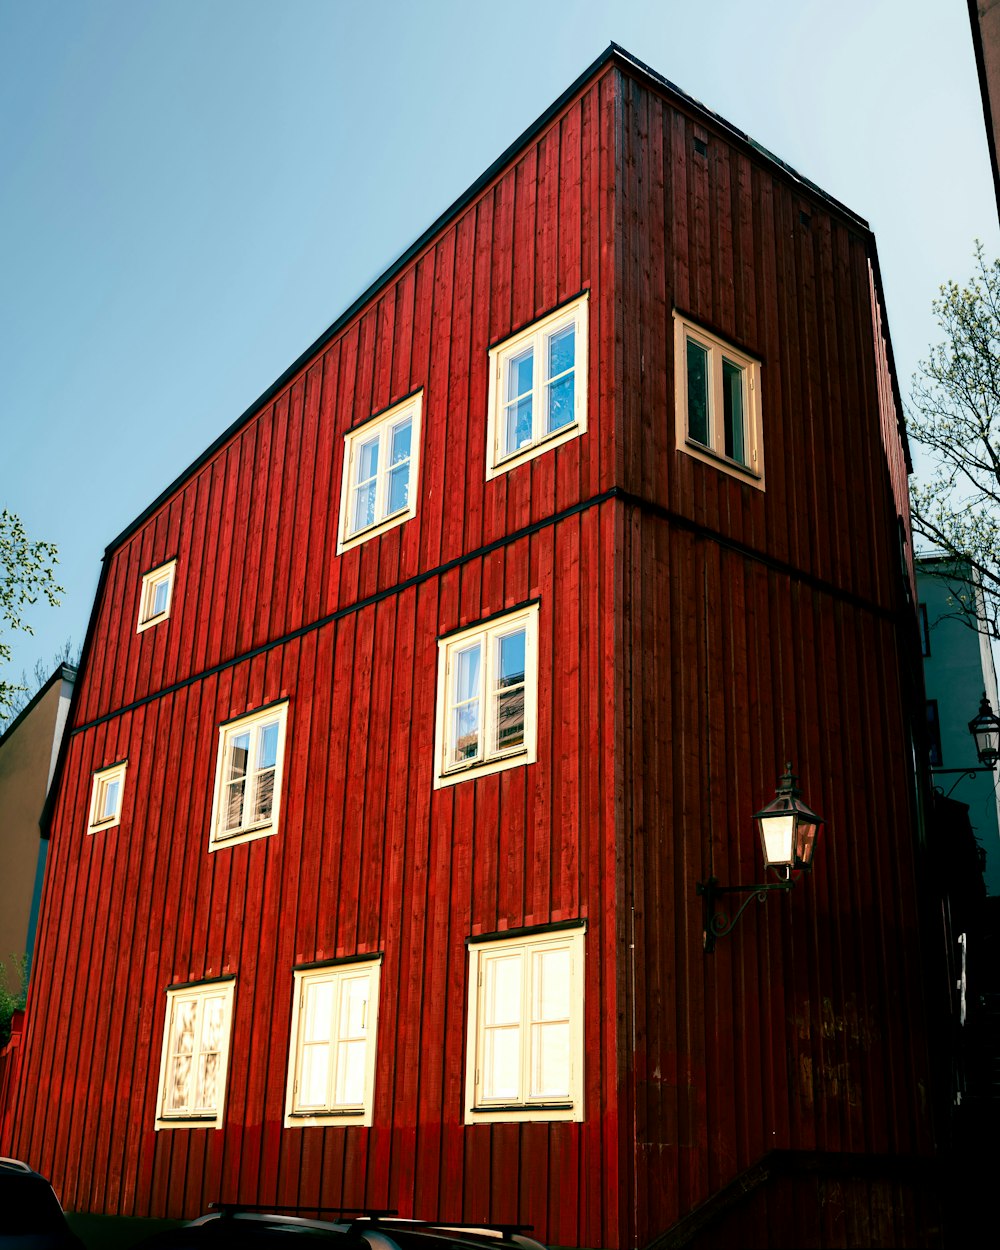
693, 137, 708, 157
137, 559, 177, 633
799, 210, 812, 227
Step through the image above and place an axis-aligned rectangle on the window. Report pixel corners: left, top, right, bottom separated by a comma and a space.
137, 559, 177, 632
155, 979, 235, 1129
87, 761, 126, 834
918, 603, 931, 657
465, 924, 585, 1123
434, 603, 538, 787
285, 958, 381, 1127
337, 393, 422, 553
486, 294, 588, 478
208, 702, 288, 850
926, 700, 943, 767
673, 313, 763, 488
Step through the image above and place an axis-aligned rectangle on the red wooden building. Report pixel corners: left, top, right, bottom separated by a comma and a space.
3, 46, 942, 1248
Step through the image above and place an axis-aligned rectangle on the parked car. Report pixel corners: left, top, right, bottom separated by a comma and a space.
137, 1208, 547, 1250
0, 1158, 85, 1249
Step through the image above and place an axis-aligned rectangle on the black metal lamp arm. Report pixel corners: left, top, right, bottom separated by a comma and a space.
696, 875, 794, 954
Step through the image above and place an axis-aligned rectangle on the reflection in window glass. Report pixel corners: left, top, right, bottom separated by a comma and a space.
686, 339, 710, 446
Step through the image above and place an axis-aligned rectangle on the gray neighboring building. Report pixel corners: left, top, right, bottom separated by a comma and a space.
0, 664, 75, 991
917, 556, 1000, 895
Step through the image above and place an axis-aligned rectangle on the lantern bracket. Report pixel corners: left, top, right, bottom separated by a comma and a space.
696, 875, 793, 954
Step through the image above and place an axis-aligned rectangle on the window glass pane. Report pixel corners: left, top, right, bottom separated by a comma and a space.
336, 1039, 367, 1105
304, 981, 333, 1043
508, 347, 533, 399
356, 437, 379, 483
497, 630, 525, 686
722, 358, 746, 463
455, 644, 481, 703
504, 396, 533, 454
197, 1051, 219, 1109
453, 703, 480, 762
547, 325, 575, 378
485, 953, 522, 1025
340, 977, 368, 1038
102, 778, 120, 820
168, 1055, 191, 1110
546, 374, 574, 433
390, 419, 412, 464
227, 731, 250, 782
484, 1026, 520, 1100
533, 948, 570, 1020
387, 463, 410, 514
257, 721, 279, 770
300, 1044, 329, 1107
531, 1020, 570, 1097
686, 339, 709, 446
152, 577, 170, 617
223, 780, 245, 831
201, 997, 226, 1053
352, 481, 377, 533
251, 768, 274, 824
173, 1001, 196, 1055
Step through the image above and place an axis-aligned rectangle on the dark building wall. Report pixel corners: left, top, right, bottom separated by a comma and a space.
614, 72, 932, 1245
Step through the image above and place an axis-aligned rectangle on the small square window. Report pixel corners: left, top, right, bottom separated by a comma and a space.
337, 393, 422, 553
137, 559, 177, 632
87, 761, 126, 835
155, 979, 235, 1129
434, 604, 538, 788
486, 295, 588, 479
208, 702, 289, 850
673, 313, 763, 488
285, 958, 382, 1127
465, 924, 585, 1123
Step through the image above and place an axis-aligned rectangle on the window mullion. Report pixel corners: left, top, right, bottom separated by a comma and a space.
710, 346, 723, 455
533, 330, 544, 443
521, 947, 532, 1104
329, 973, 341, 1109
482, 629, 494, 759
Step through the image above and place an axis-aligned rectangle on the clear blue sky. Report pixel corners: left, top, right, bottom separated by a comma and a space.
2, 0, 998, 688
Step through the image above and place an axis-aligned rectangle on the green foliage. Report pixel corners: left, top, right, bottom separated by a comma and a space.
0, 953, 29, 1048
909, 244, 1000, 635
0, 509, 64, 721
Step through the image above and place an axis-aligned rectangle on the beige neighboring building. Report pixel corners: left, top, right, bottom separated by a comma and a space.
969, 0, 1000, 220
0, 665, 75, 993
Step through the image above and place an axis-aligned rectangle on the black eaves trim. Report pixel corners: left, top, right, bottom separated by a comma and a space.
467, 918, 587, 947
293, 951, 383, 972
164, 973, 236, 993
103, 43, 872, 559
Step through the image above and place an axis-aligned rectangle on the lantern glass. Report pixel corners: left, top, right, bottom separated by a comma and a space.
758, 811, 795, 871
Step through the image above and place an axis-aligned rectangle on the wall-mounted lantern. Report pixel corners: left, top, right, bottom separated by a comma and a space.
696, 763, 823, 954
968, 692, 1000, 768
931, 692, 1000, 798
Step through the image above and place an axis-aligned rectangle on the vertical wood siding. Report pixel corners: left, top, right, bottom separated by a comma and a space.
11, 71, 626, 1250
616, 74, 934, 1246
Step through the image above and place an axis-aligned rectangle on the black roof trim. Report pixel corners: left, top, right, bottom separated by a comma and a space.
0, 663, 77, 753
104, 42, 874, 557
968, 0, 1000, 224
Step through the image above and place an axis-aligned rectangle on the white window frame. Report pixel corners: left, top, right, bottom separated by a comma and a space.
87, 761, 127, 835
136, 559, 177, 632
464, 924, 585, 1124
486, 294, 589, 480
284, 957, 382, 1128
673, 313, 764, 489
337, 392, 423, 554
433, 603, 539, 789
208, 701, 289, 851
155, 978, 236, 1130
